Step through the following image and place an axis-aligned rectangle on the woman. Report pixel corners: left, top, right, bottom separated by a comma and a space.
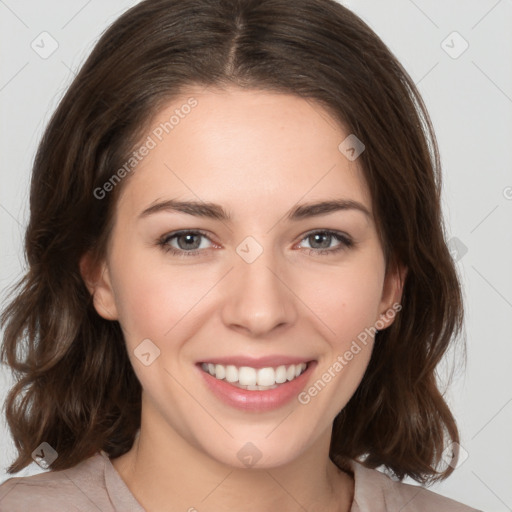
0, 0, 481, 510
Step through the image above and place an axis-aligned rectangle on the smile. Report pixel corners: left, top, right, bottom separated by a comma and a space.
200, 362, 309, 390
196, 356, 317, 411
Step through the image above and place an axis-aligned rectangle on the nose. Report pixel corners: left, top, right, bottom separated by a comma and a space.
220, 249, 298, 337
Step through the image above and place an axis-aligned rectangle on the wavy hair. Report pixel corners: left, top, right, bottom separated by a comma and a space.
1, 0, 464, 483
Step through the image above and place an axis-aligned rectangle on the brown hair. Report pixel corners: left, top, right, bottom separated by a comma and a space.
1, 0, 464, 483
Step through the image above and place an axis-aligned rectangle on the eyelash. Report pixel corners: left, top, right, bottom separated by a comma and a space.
157, 229, 354, 258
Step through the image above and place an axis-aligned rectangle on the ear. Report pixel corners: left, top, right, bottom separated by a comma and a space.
79, 251, 119, 321
375, 259, 407, 330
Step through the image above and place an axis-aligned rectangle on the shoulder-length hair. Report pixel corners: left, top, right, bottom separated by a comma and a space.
1, 0, 464, 483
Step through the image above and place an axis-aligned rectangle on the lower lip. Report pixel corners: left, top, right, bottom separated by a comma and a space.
196, 361, 317, 412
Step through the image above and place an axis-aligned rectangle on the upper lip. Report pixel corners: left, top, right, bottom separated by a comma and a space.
197, 355, 315, 369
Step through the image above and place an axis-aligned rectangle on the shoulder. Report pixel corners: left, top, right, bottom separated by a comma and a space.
0, 451, 134, 512
349, 460, 483, 512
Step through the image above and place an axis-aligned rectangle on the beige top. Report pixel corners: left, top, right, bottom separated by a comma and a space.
0, 451, 481, 511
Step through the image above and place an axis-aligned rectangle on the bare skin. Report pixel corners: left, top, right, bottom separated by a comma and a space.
81, 86, 404, 511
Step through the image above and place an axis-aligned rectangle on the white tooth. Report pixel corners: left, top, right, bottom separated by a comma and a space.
215, 364, 226, 379
206, 362, 308, 384
225, 365, 238, 383
238, 366, 257, 386
246, 385, 259, 390
275, 365, 287, 384
257, 367, 276, 386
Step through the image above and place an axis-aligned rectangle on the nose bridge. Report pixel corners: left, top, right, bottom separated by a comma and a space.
220, 240, 296, 336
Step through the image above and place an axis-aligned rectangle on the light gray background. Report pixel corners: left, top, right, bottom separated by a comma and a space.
1, 1, 511, 510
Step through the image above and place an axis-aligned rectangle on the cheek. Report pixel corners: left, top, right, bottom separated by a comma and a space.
301, 255, 385, 346
109, 249, 215, 346
295, 260, 384, 413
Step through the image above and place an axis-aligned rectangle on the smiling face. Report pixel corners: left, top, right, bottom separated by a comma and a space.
84, 86, 403, 470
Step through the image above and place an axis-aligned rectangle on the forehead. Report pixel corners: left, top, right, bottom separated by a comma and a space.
117, 86, 371, 219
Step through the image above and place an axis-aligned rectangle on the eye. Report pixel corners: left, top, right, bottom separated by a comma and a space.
158, 230, 215, 257
157, 229, 354, 258
297, 230, 354, 256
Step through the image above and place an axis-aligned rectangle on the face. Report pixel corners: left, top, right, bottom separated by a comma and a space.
84, 86, 402, 469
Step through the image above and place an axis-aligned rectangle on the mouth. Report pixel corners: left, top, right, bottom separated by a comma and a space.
196, 357, 317, 412
199, 361, 310, 391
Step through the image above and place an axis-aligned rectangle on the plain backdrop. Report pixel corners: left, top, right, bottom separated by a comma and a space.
1, 1, 511, 510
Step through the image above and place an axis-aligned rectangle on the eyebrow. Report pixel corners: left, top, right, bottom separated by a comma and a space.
138, 198, 371, 221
